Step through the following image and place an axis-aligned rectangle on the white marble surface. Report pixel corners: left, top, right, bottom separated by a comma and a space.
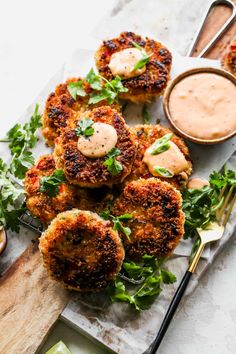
1, 1, 236, 353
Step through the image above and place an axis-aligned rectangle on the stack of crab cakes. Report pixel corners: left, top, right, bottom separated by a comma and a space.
24, 31, 193, 292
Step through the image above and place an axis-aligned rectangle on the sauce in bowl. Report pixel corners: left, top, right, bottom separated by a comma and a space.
164, 68, 236, 144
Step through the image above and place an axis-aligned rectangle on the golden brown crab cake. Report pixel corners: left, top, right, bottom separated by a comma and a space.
221, 39, 236, 76
39, 209, 125, 291
53, 106, 137, 188
24, 154, 77, 224
127, 124, 192, 189
42, 78, 121, 146
95, 31, 172, 103
112, 178, 184, 260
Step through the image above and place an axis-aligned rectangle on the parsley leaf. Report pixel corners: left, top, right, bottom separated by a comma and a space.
131, 41, 153, 71
40, 170, 65, 197
0, 104, 42, 180
142, 104, 151, 124
107, 255, 176, 311
85, 68, 128, 105
67, 80, 86, 100
75, 118, 94, 137
100, 210, 132, 241
104, 147, 123, 176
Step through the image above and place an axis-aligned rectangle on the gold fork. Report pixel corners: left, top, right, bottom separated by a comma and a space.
150, 185, 236, 353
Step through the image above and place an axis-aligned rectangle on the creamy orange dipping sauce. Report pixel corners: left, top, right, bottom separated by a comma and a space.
169, 73, 236, 140
77, 122, 118, 158
143, 141, 189, 176
109, 48, 146, 79
187, 177, 209, 190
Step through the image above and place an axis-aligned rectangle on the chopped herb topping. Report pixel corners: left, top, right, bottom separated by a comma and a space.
154, 166, 173, 178
104, 147, 123, 176
40, 170, 65, 197
67, 80, 86, 100
142, 104, 151, 124
75, 118, 94, 137
131, 41, 153, 71
149, 133, 173, 155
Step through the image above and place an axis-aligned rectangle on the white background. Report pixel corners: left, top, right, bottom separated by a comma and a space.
0, 1, 236, 353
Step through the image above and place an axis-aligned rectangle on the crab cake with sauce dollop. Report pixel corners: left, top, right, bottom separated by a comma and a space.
24, 154, 77, 224
39, 209, 125, 291
112, 178, 184, 260
221, 39, 236, 76
53, 106, 137, 188
128, 124, 192, 189
95, 31, 172, 103
42, 78, 120, 146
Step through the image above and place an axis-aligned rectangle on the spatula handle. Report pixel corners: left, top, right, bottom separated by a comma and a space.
149, 270, 192, 353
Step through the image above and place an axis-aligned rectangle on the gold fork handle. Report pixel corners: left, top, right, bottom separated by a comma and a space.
188, 242, 205, 273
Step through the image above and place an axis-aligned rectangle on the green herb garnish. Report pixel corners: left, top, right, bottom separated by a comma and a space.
75, 118, 94, 137
107, 255, 176, 311
40, 170, 65, 197
0, 103, 42, 180
132, 41, 153, 71
85, 68, 128, 105
142, 104, 151, 124
154, 166, 173, 178
149, 133, 173, 155
67, 80, 86, 100
100, 210, 132, 241
182, 166, 236, 239
45, 341, 72, 354
104, 147, 123, 176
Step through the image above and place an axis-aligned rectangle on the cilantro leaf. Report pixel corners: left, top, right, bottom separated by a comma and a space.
86, 68, 103, 90
142, 104, 151, 124
100, 210, 132, 241
67, 80, 86, 100
104, 147, 123, 176
107, 255, 177, 311
75, 118, 94, 137
40, 170, 65, 197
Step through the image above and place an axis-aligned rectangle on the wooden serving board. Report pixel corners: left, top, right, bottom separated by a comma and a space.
0, 3, 236, 353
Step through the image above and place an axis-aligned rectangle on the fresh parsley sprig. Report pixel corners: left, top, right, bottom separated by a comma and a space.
0, 104, 42, 179
40, 170, 65, 197
67, 80, 86, 100
104, 147, 123, 176
75, 118, 94, 137
100, 210, 132, 240
107, 255, 176, 311
132, 41, 153, 71
183, 167, 236, 239
0, 158, 26, 232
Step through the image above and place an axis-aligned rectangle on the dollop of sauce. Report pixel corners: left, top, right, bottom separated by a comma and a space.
77, 122, 118, 158
143, 141, 189, 176
109, 48, 146, 79
169, 73, 236, 140
187, 177, 209, 190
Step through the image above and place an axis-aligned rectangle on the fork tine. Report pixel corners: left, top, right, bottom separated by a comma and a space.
222, 192, 236, 226
217, 185, 234, 223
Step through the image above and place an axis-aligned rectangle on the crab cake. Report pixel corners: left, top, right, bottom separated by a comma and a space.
221, 39, 236, 76
95, 31, 172, 103
53, 106, 137, 188
24, 154, 76, 224
42, 78, 120, 146
127, 124, 192, 189
39, 209, 125, 291
112, 178, 184, 260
